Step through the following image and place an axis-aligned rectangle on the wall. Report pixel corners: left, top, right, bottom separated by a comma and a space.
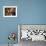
0, 0, 46, 44
0, 0, 18, 44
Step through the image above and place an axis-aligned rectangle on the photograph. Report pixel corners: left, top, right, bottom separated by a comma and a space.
3, 6, 17, 17
18, 24, 46, 46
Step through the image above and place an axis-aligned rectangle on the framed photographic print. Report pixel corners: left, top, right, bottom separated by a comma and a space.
3, 6, 17, 17
18, 24, 46, 42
